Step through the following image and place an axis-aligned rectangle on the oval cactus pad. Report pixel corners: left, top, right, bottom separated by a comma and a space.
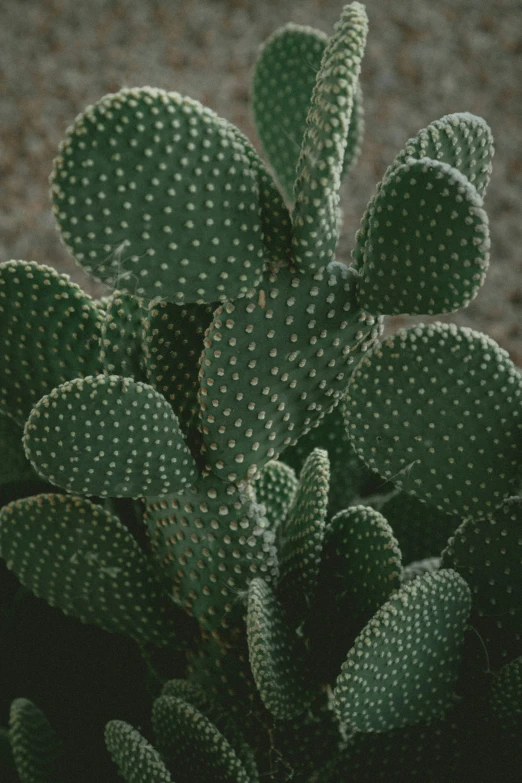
23, 375, 198, 497
344, 323, 522, 516
50, 87, 265, 304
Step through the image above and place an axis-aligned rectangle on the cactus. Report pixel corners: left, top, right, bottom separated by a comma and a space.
0, 3, 520, 782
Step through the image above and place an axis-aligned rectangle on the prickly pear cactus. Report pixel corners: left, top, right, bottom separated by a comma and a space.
0, 4, 520, 783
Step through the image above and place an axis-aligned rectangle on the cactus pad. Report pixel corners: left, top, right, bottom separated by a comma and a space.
351, 112, 494, 275
277, 448, 330, 621
324, 505, 402, 615
8, 699, 64, 783
23, 374, 198, 498
357, 157, 490, 316
344, 323, 522, 516
252, 459, 298, 531
0, 260, 103, 426
247, 577, 315, 720
0, 493, 181, 645
51, 87, 266, 304
333, 569, 471, 732
105, 721, 174, 783
200, 260, 382, 482
292, 3, 368, 271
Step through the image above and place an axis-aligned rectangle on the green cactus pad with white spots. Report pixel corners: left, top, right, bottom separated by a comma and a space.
351, 112, 494, 274
252, 23, 363, 204
324, 505, 402, 615
50, 87, 266, 305
490, 657, 522, 724
142, 298, 216, 434
199, 261, 382, 482
380, 492, 461, 565
277, 448, 330, 622
0, 260, 103, 427
292, 3, 368, 271
152, 695, 251, 783
344, 322, 522, 516
8, 699, 64, 783
23, 374, 198, 498
252, 460, 298, 532
0, 493, 181, 645
247, 577, 315, 720
333, 569, 471, 732
105, 721, 174, 783
357, 157, 490, 316
99, 290, 148, 381
441, 497, 522, 630
144, 477, 277, 632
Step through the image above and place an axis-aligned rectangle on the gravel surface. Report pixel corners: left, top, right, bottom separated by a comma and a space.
1, 0, 521, 362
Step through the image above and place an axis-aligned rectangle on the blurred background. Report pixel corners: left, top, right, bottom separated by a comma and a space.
1, 0, 521, 361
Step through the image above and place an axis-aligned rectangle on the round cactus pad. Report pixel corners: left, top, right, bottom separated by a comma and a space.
344, 323, 522, 516
352, 112, 494, 275
333, 569, 471, 732
0, 493, 180, 645
50, 87, 266, 304
358, 157, 490, 316
23, 375, 198, 498
0, 260, 103, 426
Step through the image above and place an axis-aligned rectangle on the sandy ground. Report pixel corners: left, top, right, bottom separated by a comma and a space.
1, 0, 521, 363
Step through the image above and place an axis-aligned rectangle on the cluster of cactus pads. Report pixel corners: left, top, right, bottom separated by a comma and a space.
1, 3, 521, 781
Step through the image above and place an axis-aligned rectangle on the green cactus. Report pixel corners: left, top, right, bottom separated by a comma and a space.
8, 699, 64, 783
0, 3, 520, 782
105, 721, 174, 783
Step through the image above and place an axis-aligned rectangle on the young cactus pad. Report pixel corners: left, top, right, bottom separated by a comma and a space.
1, 3, 521, 782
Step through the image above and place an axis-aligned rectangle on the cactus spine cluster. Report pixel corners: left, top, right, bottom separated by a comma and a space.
0, 4, 520, 782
